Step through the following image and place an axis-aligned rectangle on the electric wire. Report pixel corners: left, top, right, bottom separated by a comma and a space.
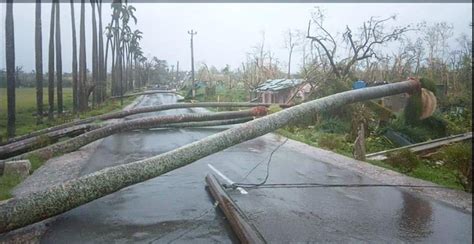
230, 138, 453, 190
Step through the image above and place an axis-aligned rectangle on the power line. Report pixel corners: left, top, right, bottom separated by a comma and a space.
231, 138, 452, 190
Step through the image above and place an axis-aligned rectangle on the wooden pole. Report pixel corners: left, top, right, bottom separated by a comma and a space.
205, 174, 266, 244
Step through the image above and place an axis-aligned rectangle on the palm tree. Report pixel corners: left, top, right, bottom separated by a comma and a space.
97, 0, 105, 103
55, 1, 63, 115
70, 0, 78, 113
78, 0, 87, 111
47, 2, 55, 120
5, 0, 16, 137
35, 0, 43, 124
104, 23, 116, 96
111, 2, 122, 100
91, 0, 98, 107
104, 23, 113, 96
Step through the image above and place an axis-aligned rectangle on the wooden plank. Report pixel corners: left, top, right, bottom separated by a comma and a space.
205, 174, 266, 244
366, 132, 472, 160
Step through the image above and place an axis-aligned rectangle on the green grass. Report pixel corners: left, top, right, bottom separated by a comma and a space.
0, 174, 23, 200
0, 88, 135, 142
367, 158, 464, 191
0, 88, 73, 141
276, 126, 467, 191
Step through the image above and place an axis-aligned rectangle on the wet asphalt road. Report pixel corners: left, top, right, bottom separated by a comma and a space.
41, 93, 472, 243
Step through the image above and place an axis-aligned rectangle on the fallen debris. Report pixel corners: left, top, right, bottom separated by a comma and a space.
7, 108, 267, 162
0, 80, 420, 233
2, 102, 289, 147
205, 174, 266, 244
0, 124, 100, 159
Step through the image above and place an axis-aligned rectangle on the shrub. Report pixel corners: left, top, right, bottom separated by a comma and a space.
316, 116, 350, 134
385, 149, 421, 173
434, 142, 472, 192
268, 104, 283, 114
318, 133, 347, 151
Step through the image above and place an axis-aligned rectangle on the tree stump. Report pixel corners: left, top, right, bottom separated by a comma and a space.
353, 123, 366, 161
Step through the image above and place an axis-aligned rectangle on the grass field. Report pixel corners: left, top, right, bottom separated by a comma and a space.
0, 88, 134, 142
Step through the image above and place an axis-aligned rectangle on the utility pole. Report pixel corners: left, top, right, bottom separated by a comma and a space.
188, 30, 197, 99
176, 60, 179, 83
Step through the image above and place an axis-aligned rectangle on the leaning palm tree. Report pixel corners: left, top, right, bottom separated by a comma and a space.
5, 0, 16, 137
47, 2, 55, 120
35, 0, 43, 124
70, 0, 78, 113
55, 0, 63, 115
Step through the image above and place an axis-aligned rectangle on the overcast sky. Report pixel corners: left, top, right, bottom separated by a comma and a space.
0, 3, 472, 73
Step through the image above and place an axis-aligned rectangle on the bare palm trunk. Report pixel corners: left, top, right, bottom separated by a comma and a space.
97, 0, 105, 103
5, 0, 16, 138
47, 2, 55, 120
91, 0, 98, 107
0, 124, 100, 159
35, 1, 43, 124
104, 36, 110, 88
55, 1, 63, 115
78, 0, 87, 111
70, 0, 78, 113
0, 80, 420, 233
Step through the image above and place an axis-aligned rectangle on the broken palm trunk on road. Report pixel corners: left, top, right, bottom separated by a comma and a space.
109, 89, 177, 99
157, 117, 254, 129
6, 108, 267, 163
2, 102, 290, 147
0, 80, 420, 233
0, 124, 101, 160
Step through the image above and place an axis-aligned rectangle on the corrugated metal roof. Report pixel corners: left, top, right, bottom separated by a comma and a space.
256, 79, 305, 92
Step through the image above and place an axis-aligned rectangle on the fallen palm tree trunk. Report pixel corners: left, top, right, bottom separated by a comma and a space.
1, 118, 252, 160
157, 117, 253, 129
8, 108, 267, 162
0, 80, 420, 233
109, 90, 177, 99
2, 102, 290, 146
0, 124, 100, 160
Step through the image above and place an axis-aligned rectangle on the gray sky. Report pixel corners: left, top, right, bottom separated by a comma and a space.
0, 3, 472, 73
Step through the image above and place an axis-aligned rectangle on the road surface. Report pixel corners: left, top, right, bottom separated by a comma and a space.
41, 93, 472, 243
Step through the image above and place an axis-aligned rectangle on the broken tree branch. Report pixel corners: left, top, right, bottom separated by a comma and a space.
0, 80, 420, 233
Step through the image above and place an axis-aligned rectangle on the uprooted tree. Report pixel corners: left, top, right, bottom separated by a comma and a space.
0, 80, 420, 233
